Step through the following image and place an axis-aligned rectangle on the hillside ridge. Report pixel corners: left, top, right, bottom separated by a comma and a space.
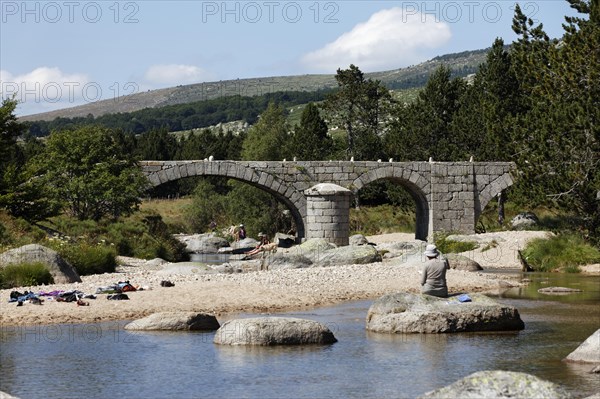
19, 48, 488, 122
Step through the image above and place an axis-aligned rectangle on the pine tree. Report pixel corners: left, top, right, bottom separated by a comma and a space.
322, 65, 391, 160
385, 66, 466, 161
0, 98, 59, 221
510, 0, 600, 242
289, 103, 332, 160
241, 102, 290, 161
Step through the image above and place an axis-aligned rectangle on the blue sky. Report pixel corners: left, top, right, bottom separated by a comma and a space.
1, 1, 579, 116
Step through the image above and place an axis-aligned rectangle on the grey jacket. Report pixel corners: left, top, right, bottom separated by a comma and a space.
420, 257, 450, 297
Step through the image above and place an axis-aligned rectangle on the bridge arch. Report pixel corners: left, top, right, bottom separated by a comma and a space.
352, 166, 431, 241
475, 170, 515, 222
141, 160, 517, 244
142, 161, 307, 238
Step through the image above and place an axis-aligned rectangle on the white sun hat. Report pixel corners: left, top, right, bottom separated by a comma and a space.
424, 244, 440, 257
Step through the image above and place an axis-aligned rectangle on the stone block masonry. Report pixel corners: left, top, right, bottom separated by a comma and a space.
140, 160, 516, 245
305, 184, 352, 246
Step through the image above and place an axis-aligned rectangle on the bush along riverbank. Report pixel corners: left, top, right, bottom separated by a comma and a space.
521, 234, 600, 273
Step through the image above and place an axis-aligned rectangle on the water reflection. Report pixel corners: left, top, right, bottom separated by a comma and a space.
497, 272, 600, 303
190, 253, 231, 264
1, 273, 599, 399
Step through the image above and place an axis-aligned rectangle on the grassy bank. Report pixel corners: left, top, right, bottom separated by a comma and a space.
521, 234, 600, 273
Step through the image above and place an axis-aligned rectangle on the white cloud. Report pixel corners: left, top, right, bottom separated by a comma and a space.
302, 7, 452, 72
1, 67, 90, 115
144, 64, 213, 86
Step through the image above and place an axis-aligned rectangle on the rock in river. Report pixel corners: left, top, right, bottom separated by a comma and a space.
125, 312, 220, 331
418, 370, 571, 399
565, 329, 600, 364
214, 317, 337, 345
366, 293, 525, 333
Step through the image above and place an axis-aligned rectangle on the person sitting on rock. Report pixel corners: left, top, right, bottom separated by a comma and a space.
228, 224, 246, 241
245, 233, 270, 257
238, 224, 247, 240
420, 244, 450, 298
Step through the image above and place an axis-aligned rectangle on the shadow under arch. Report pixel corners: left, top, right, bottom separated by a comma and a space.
220, 177, 307, 240
474, 171, 516, 225
143, 161, 307, 240
352, 175, 430, 241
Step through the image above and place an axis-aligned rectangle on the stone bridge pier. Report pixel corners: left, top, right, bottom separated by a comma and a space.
140, 160, 516, 245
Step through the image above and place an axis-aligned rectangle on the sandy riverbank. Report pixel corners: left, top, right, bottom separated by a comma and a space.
0, 231, 552, 326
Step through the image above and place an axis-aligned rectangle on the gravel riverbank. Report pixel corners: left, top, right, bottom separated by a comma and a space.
0, 232, 547, 326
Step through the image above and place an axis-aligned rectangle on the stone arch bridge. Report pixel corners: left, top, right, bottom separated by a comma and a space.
140, 160, 516, 245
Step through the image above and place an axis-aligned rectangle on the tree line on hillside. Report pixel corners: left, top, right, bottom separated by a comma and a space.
26, 90, 331, 137
1, 0, 598, 243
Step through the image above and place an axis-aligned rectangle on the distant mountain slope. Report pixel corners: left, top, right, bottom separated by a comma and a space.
19, 48, 488, 122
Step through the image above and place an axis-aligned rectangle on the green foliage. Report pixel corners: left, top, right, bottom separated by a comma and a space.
52, 242, 117, 276
356, 180, 415, 209
241, 102, 290, 161
508, 1, 600, 242
184, 179, 294, 238
521, 234, 600, 272
0, 262, 54, 289
450, 38, 523, 163
289, 103, 333, 160
185, 179, 228, 232
225, 181, 293, 238
176, 128, 245, 161
32, 126, 149, 221
136, 127, 178, 161
0, 211, 46, 251
350, 204, 415, 235
0, 98, 58, 221
385, 65, 467, 161
106, 214, 188, 261
322, 65, 393, 160
27, 91, 330, 137
0, 97, 24, 167
435, 234, 479, 254
41, 212, 188, 262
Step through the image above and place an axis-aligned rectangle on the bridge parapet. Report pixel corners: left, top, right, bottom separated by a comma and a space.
139, 160, 516, 243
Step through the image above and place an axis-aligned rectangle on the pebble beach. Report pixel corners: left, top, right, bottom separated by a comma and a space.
0, 231, 558, 326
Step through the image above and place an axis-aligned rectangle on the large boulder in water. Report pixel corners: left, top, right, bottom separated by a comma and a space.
0, 244, 81, 284
418, 370, 571, 399
0, 391, 21, 399
174, 234, 229, 254
366, 293, 524, 334
230, 238, 260, 253
125, 312, 220, 331
565, 329, 600, 364
214, 317, 337, 345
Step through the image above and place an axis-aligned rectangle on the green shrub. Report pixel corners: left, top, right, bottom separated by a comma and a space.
0, 262, 54, 289
0, 211, 46, 250
481, 240, 499, 252
435, 234, 479, 254
41, 212, 188, 263
521, 234, 600, 272
350, 204, 415, 235
56, 243, 117, 275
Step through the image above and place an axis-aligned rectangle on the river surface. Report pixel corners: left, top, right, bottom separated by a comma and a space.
1, 273, 599, 399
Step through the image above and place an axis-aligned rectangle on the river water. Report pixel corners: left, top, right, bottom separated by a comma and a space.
1, 272, 599, 399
